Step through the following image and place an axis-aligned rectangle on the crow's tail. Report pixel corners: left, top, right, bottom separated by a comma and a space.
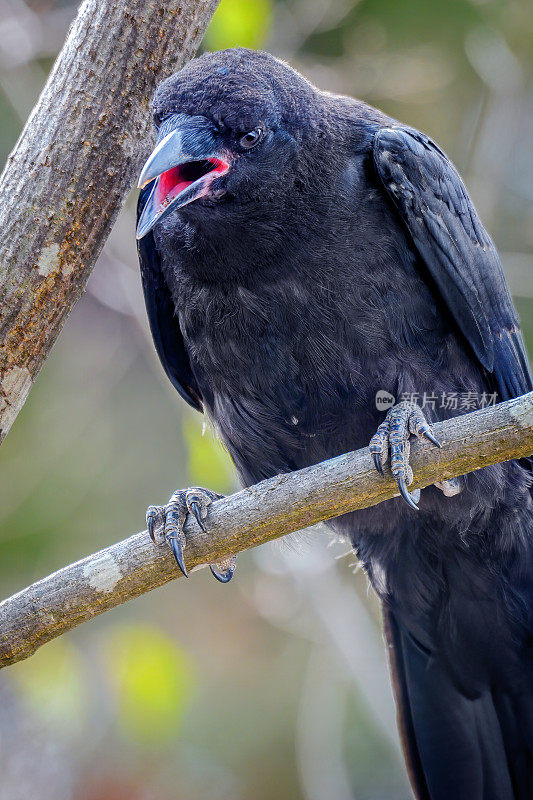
383, 608, 533, 800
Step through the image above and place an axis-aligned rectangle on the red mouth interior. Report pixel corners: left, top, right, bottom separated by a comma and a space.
155, 158, 229, 209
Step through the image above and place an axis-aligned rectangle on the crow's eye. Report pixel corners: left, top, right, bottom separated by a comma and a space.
239, 127, 263, 149
153, 112, 161, 128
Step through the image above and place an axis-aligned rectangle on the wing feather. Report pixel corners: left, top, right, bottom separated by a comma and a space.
373, 127, 532, 399
137, 186, 203, 412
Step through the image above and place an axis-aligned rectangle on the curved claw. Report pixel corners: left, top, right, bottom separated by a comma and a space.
397, 477, 419, 511
146, 508, 158, 544
372, 452, 384, 476
189, 500, 207, 532
424, 431, 442, 448
168, 536, 188, 577
210, 565, 234, 583
210, 557, 236, 584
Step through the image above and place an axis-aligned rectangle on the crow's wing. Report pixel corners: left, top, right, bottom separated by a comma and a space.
375, 128, 533, 800
373, 126, 532, 400
137, 185, 203, 412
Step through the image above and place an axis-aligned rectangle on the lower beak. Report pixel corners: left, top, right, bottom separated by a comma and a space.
136, 114, 230, 239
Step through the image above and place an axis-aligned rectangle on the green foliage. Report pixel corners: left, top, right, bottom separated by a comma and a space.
104, 625, 196, 745
9, 639, 88, 736
182, 412, 235, 493
204, 0, 273, 51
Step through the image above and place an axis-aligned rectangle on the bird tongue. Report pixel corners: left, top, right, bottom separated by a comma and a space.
154, 159, 229, 212
155, 166, 192, 211
156, 166, 188, 204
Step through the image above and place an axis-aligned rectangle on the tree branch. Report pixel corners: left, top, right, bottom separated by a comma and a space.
1, 393, 532, 669
0, 0, 220, 443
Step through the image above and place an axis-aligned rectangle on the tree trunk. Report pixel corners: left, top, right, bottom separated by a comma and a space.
0, 0, 219, 442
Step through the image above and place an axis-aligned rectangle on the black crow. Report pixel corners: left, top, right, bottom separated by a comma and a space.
136, 48, 533, 799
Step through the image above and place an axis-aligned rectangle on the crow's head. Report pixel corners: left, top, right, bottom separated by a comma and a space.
136, 48, 319, 239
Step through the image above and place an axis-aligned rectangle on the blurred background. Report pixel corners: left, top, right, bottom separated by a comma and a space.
0, 0, 531, 797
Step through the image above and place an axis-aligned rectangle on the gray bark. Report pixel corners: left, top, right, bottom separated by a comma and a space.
1, 392, 532, 669
0, 0, 220, 442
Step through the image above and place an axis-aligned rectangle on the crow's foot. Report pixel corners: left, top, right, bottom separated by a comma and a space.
146, 487, 237, 582
369, 402, 441, 510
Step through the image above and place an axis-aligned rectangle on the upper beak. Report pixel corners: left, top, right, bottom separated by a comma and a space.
136, 113, 230, 239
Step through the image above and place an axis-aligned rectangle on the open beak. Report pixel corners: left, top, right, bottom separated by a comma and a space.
136, 113, 230, 239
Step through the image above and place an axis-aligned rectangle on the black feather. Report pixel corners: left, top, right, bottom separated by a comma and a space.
138, 49, 533, 800
137, 184, 203, 411
373, 126, 533, 397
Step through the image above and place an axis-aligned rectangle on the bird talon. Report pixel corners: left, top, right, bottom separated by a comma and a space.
147, 511, 157, 543
424, 430, 442, 449
146, 505, 164, 544
369, 401, 439, 509
189, 500, 207, 532
210, 555, 237, 583
145, 487, 236, 582
372, 452, 384, 476
397, 477, 419, 511
167, 534, 188, 577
